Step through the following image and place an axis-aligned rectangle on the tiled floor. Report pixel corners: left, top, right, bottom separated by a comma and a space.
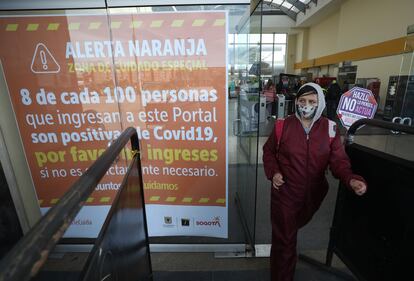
151, 252, 354, 281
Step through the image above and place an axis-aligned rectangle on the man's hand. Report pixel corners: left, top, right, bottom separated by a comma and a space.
272, 173, 285, 190
350, 179, 367, 196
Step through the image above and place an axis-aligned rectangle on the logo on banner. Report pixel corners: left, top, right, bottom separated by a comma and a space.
164, 216, 173, 224
31, 43, 60, 74
181, 218, 190, 227
195, 216, 221, 228
163, 216, 176, 228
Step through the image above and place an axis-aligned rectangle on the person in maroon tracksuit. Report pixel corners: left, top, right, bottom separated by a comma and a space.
263, 82, 367, 281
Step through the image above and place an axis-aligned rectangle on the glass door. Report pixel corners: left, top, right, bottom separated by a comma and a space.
232, 2, 263, 252
0, 1, 267, 253
107, 3, 260, 249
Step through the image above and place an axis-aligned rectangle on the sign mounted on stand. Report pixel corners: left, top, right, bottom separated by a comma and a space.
337, 87, 378, 129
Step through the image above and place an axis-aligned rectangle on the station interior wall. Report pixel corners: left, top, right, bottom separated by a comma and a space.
290, 0, 414, 110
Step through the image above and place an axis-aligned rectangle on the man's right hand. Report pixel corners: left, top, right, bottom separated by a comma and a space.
272, 173, 285, 190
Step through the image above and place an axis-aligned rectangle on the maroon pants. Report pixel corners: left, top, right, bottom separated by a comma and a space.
270, 185, 325, 281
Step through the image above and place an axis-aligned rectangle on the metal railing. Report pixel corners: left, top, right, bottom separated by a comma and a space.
0, 127, 139, 281
345, 118, 414, 145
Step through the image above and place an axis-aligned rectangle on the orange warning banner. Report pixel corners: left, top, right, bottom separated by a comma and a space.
0, 11, 227, 237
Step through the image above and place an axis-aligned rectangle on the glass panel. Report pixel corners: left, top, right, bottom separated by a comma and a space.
108, 6, 230, 241
281, 3, 293, 9
0, 2, 261, 249
236, 32, 248, 44
233, 1, 263, 248
234, 44, 250, 70
291, 6, 300, 13
228, 33, 234, 44
274, 44, 286, 75
262, 33, 274, 44
399, 34, 414, 120
249, 33, 261, 45
258, 44, 286, 78
255, 30, 288, 247
228, 44, 235, 66
261, 44, 274, 76
359, 33, 414, 162
353, 133, 414, 162
274, 33, 287, 44
0, 9, 128, 239
104, 4, 250, 244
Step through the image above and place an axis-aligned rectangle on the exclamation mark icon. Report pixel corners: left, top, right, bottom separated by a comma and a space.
40, 50, 48, 70
31, 43, 60, 74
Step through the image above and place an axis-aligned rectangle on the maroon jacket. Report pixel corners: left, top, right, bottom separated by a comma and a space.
263, 115, 365, 211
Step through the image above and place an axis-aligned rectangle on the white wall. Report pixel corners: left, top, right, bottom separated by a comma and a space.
294, 0, 414, 110
262, 14, 295, 34
295, 29, 309, 63
286, 34, 297, 74
307, 10, 339, 59
337, 0, 414, 51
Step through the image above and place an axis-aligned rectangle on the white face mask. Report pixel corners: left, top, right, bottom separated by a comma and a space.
296, 104, 317, 119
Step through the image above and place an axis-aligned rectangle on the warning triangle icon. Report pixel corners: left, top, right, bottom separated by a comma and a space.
31, 43, 60, 74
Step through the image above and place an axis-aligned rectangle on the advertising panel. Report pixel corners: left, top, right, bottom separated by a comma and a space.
0, 11, 228, 238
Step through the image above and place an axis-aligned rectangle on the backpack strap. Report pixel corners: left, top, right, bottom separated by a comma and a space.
328, 119, 336, 144
275, 119, 285, 149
